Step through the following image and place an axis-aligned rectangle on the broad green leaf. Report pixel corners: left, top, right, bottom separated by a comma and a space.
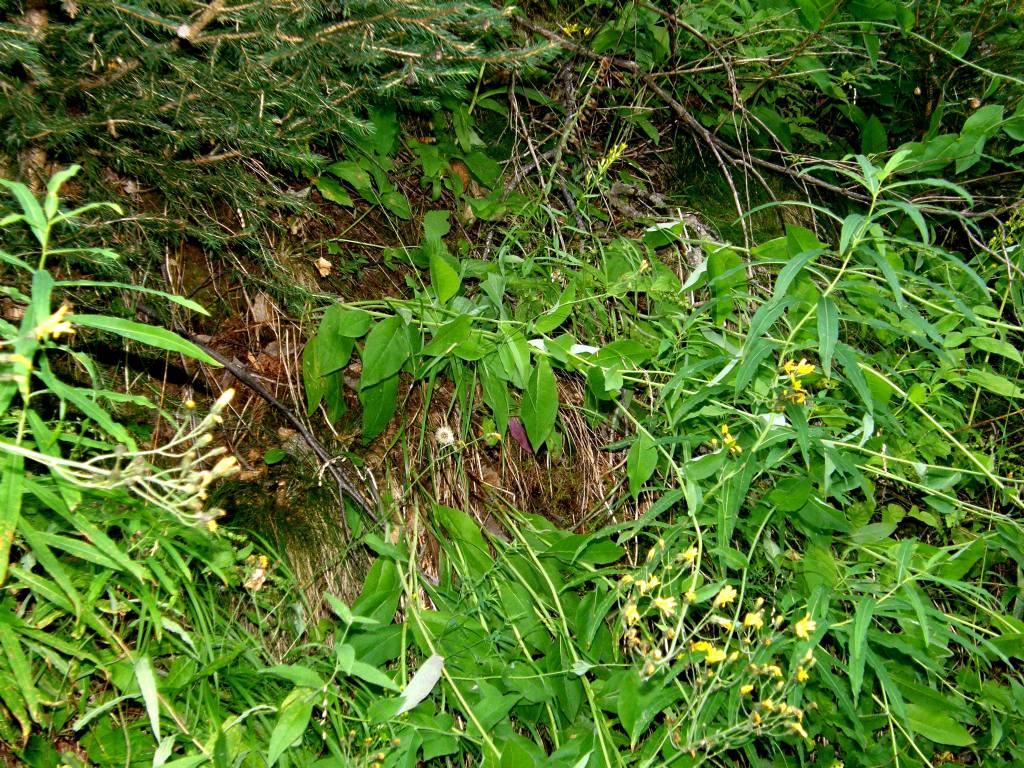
321, 305, 372, 338
261, 665, 324, 689
349, 659, 400, 691
360, 316, 411, 388
267, 691, 314, 766
379, 190, 412, 219
316, 176, 354, 206
135, 656, 161, 743
302, 334, 326, 415
817, 296, 838, 378
423, 315, 472, 356
965, 369, 1024, 399
480, 356, 510, 433
626, 433, 657, 497
359, 373, 399, 441
534, 283, 575, 334
71, 315, 220, 366
970, 336, 1023, 364
327, 160, 374, 196
520, 358, 558, 450
430, 251, 461, 304
906, 703, 975, 747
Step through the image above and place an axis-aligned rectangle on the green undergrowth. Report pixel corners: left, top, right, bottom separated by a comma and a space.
3, 0, 1024, 766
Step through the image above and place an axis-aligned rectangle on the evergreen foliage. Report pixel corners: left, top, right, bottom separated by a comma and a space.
0, 0, 541, 246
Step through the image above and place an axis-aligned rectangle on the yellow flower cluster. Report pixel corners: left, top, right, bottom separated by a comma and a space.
710, 424, 742, 456
34, 302, 75, 341
616, 542, 821, 755
781, 358, 815, 405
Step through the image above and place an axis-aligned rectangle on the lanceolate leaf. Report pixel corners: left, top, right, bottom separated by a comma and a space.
71, 315, 220, 366
520, 358, 557, 450
817, 296, 839, 378
267, 691, 314, 766
360, 316, 411, 388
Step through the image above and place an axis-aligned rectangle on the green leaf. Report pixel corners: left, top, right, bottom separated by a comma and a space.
71, 315, 220, 366
43, 165, 81, 219
261, 665, 324, 689
965, 369, 1024, 399
267, 691, 314, 766
327, 160, 374, 196
0, 178, 47, 245
0, 452, 23, 586
359, 373, 399, 441
430, 251, 461, 304
135, 656, 161, 743
360, 316, 411, 388
349, 658, 400, 691
264, 448, 287, 465
906, 703, 975, 747
970, 336, 1023, 365
849, 597, 873, 704
626, 433, 657, 498
0, 622, 40, 724
379, 190, 412, 219
817, 296, 838, 378
56, 281, 208, 315
533, 283, 575, 334
423, 315, 472, 356
315, 176, 354, 206
520, 358, 558, 450
322, 306, 372, 338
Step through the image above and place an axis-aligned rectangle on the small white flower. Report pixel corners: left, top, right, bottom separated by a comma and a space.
435, 426, 456, 447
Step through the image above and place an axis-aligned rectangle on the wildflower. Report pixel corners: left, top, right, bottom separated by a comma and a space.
644, 661, 656, 677
740, 684, 754, 695
690, 640, 713, 654
751, 711, 762, 726
623, 603, 641, 626
680, 546, 699, 564
796, 666, 809, 683
763, 664, 783, 678
783, 358, 815, 378
786, 721, 809, 739
684, 588, 697, 603
719, 424, 742, 455
711, 616, 734, 630
561, 22, 579, 36
713, 584, 738, 608
435, 425, 456, 447
34, 302, 75, 340
638, 574, 660, 594
620, 573, 634, 586
653, 595, 677, 616
794, 613, 817, 640
743, 610, 764, 630
704, 646, 727, 664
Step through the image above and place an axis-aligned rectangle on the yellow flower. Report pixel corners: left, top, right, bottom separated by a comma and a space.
680, 546, 699, 563
796, 665, 809, 683
34, 302, 75, 340
743, 610, 764, 630
684, 588, 697, 603
795, 359, 815, 377
653, 595, 676, 616
638, 574, 660, 594
624, 603, 641, 626
740, 684, 754, 695
713, 584, 738, 608
711, 616, 733, 630
751, 711, 762, 726
787, 720, 809, 739
561, 22, 579, 36
690, 640, 713, 654
794, 613, 817, 640
620, 574, 634, 586
704, 646, 727, 664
